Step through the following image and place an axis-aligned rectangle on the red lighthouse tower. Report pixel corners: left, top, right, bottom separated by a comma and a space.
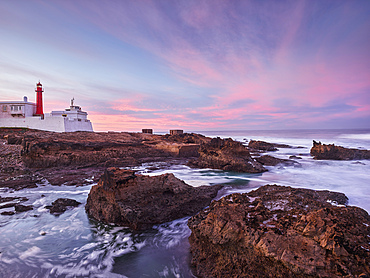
35, 82, 44, 116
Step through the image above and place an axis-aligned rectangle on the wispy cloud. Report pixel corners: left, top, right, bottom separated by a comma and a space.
0, 0, 369, 131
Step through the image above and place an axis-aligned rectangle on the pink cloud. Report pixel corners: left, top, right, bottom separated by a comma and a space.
90, 111, 221, 132
163, 44, 224, 87
5, 1, 368, 131
111, 98, 158, 113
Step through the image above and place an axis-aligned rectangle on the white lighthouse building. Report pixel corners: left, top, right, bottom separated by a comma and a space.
0, 82, 93, 132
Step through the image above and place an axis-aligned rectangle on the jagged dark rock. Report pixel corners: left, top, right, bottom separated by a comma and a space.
255, 155, 300, 166
188, 185, 370, 278
248, 139, 278, 151
4, 134, 23, 145
0, 196, 30, 214
46, 198, 81, 214
1, 211, 15, 215
248, 140, 292, 152
0, 196, 28, 203
85, 167, 221, 230
188, 137, 266, 173
14, 204, 33, 213
311, 140, 370, 160
289, 155, 302, 159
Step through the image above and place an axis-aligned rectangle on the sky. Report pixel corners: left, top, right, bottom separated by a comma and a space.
0, 0, 369, 132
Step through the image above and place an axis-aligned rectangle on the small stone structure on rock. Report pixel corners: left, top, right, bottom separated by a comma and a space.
142, 129, 153, 134
188, 184, 370, 278
85, 167, 221, 230
170, 129, 183, 135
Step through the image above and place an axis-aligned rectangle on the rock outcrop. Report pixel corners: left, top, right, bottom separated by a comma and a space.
255, 155, 300, 167
311, 141, 370, 160
163, 132, 211, 145
0, 129, 210, 190
0, 135, 30, 190
188, 137, 266, 173
0, 196, 30, 215
248, 140, 292, 152
154, 143, 200, 157
20, 131, 171, 168
4, 134, 24, 145
86, 167, 221, 230
18, 131, 211, 169
188, 185, 370, 278
14, 204, 33, 213
45, 198, 81, 215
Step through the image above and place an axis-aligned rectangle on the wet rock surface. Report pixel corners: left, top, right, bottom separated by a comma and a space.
45, 198, 81, 215
0, 196, 30, 215
289, 155, 302, 159
188, 185, 370, 278
248, 140, 292, 152
188, 137, 267, 173
14, 204, 33, 213
255, 155, 300, 167
311, 140, 370, 160
86, 167, 221, 230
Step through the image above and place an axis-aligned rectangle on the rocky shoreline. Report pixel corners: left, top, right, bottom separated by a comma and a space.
86, 167, 221, 230
1, 128, 369, 277
188, 185, 370, 277
1, 129, 303, 191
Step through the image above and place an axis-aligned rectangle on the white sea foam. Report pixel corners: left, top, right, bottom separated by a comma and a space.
19, 246, 41, 260
326, 200, 346, 207
338, 133, 370, 141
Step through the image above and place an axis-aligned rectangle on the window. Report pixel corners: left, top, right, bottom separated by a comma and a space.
2, 105, 7, 112
10, 105, 24, 113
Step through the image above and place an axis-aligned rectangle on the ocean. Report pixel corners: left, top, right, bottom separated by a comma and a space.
0, 129, 369, 277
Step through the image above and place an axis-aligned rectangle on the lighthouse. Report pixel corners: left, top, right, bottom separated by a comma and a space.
0, 82, 93, 132
35, 82, 44, 116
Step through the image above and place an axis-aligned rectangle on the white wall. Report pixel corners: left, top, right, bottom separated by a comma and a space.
64, 118, 93, 132
0, 116, 65, 132
24, 103, 36, 117
0, 104, 11, 118
0, 102, 35, 118
51, 110, 88, 120
0, 115, 93, 132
